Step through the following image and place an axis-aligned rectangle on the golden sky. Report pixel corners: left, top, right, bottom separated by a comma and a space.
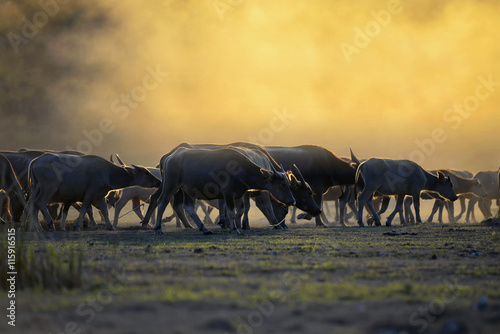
1, 0, 499, 171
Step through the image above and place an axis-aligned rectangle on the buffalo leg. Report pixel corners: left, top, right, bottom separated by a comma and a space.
321, 199, 332, 220
48, 203, 60, 221
26, 181, 47, 232
74, 197, 93, 232
171, 191, 194, 229
161, 211, 177, 223
313, 193, 326, 227
427, 199, 441, 223
320, 210, 331, 225
153, 183, 179, 234
10, 196, 24, 222
75, 201, 102, 229
205, 205, 214, 225
478, 198, 492, 219
290, 206, 297, 224
198, 201, 214, 226
356, 189, 374, 227
454, 196, 467, 222
253, 195, 285, 230
175, 215, 182, 228
378, 196, 391, 215
437, 201, 444, 223
346, 196, 358, 221
347, 202, 357, 219
338, 192, 348, 226
368, 196, 389, 225
131, 197, 144, 220
60, 203, 72, 231
99, 210, 106, 223
466, 196, 478, 223
361, 195, 382, 227
319, 200, 331, 224
234, 198, 245, 230
96, 197, 115, 231
0, 193, 11, 222
445, 201, 456, 224
386, 195, 405, 227
404, 196, 415, 224
26, 179, 52, 232
365, 196, 379, 226
183, 196, 212, 235
339, 188, 358, 226
29, 201, 47, 232
224, 195, 240, 235
217, 198, 229, 228
260, 192, 285, 228
73, 203, 97, 227
113, 195, 129, 227
151, 208, 156, 226
334, 199, 339, 222
38, 203, 54, 231
412, 194, 421, 224
242, 193, 251, 230
398, 199, 407, 225
141, 187, 161, 226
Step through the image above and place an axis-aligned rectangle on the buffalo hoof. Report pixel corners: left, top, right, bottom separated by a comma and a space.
48, 227, 55, 232
385, 221, 392, 227
230, 229, 241, 235
315, 222, 327, 228
155, 229, 165, 236
357, 222, 365, 227
281, 223, 289, 229
107, 226, 117, 231
203, 230, 213, 235
273, 225, 284, 230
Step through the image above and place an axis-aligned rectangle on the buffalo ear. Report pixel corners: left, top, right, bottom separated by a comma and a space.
260, 168, 273, 180
437, 171, 445, 181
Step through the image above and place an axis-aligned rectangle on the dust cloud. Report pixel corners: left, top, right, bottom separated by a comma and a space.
0, 0, 499, 170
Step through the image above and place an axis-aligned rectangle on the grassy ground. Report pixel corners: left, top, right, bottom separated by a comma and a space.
1, 210, 500, 334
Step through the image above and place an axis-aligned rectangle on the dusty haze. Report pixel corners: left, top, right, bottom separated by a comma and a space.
0, 0, 499, 171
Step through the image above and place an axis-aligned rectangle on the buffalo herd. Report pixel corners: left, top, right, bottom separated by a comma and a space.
0, 143, 498, 234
